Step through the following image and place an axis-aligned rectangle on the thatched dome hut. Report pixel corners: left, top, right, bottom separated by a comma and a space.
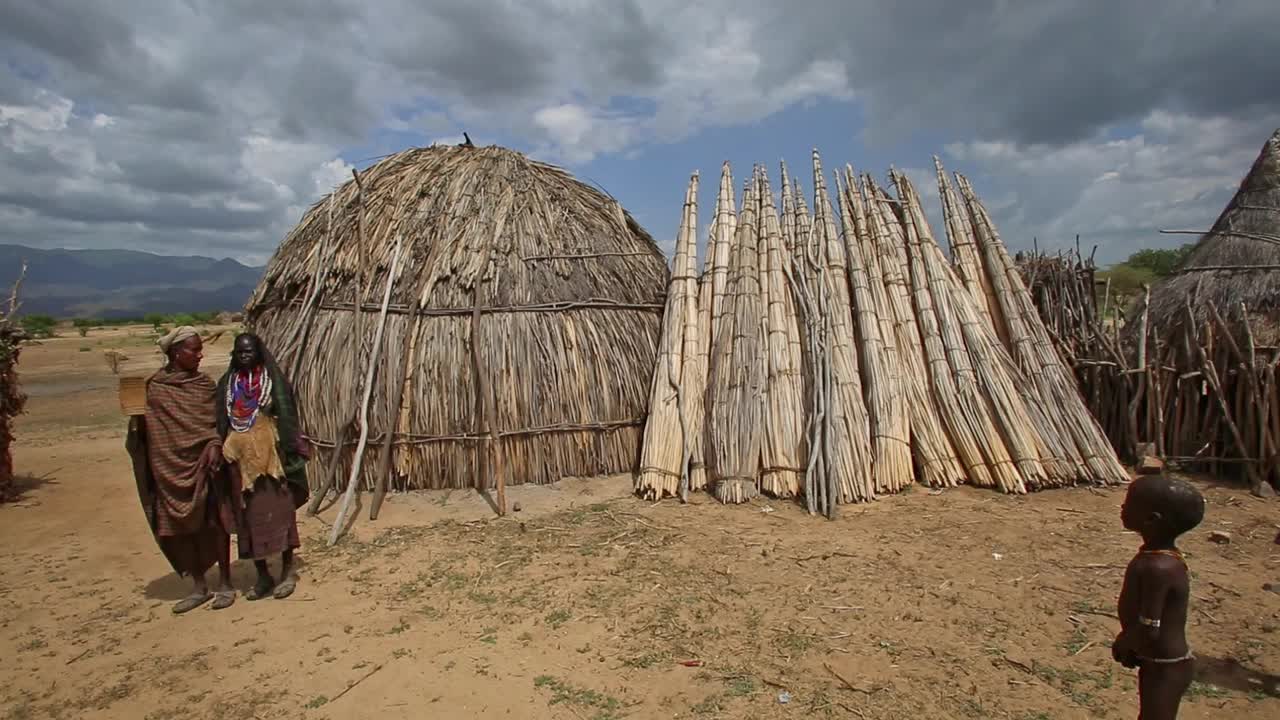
1138, 128, 1280, 342
244, 144, 669, 495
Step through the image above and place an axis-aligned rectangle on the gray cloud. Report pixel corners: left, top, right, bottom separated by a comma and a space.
820, 1, 1280, 146
0, 0, 1273, 264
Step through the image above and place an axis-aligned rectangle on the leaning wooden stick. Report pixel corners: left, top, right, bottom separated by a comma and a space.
370, 339, 410, 521
329, 233, 405, 545
1183, 300, 1259, 491
471, 298, 508, 516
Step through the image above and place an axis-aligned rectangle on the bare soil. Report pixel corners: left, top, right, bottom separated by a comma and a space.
2, 326, 1279, 719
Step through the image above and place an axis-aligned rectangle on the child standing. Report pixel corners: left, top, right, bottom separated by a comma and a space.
1112, 475, 1206, 719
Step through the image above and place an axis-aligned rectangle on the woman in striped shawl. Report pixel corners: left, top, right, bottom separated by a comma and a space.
126, 326, 237, 613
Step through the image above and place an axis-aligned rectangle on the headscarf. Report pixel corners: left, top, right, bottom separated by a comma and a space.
156, 325, 199, 355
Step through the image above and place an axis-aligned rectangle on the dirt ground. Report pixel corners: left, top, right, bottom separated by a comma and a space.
2, 325, 1279, 720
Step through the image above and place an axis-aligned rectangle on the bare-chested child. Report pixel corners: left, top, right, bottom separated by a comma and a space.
1112, 475, 1205, 719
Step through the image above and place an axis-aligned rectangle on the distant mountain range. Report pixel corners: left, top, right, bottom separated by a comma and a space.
0, 244, 264, 319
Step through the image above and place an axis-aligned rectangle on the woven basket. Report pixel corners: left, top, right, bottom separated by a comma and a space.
118, 376, 148, 415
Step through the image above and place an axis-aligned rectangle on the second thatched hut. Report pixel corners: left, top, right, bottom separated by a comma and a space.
1140, 128, 1280, 343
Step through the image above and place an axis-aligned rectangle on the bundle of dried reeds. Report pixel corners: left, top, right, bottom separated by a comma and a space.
812, 152, 874, 503
935, 157, 1000, 336
896, 171, 1052, 491
708, 176, 765, 504
757, 170, 806, 497
686, 164, 738, 493
890, 172, 1018, 491
836, 171, 912, 494
637, 174, 700, 499
952, 172, 1128, 485
860, 174, 965, 488
866, 177, 995, 488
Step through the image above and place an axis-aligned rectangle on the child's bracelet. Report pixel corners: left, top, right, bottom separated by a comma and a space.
1138, 616, 1161, 628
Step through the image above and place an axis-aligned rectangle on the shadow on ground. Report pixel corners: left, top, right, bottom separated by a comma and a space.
142, 556, 310, 601
1196, 655, 1280, 698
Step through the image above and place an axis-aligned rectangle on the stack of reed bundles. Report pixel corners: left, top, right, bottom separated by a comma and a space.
945, 167, 1130, 485
636, 149, 1128, 513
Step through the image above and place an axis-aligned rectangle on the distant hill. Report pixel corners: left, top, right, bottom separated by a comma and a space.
0, 244, 264, 319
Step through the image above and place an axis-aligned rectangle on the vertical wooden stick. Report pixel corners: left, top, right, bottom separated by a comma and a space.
329, 234, 404, 545
1184, 301, 1258, 490
371, 341, 409, 521
471, 305, 506, 516
1127, 285, 1150, 460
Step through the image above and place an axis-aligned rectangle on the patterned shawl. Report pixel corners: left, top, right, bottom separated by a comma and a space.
140, 366, 223, 534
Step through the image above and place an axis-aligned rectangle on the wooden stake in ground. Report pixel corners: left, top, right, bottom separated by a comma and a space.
471, 303, 507, 516
329, 233, 405, 545
781, 165, 830, 515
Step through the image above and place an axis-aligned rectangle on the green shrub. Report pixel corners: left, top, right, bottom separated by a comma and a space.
19, 314, 57, 339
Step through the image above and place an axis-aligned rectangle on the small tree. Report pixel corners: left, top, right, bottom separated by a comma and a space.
1097, 264, 1155, 312
1122, 244, 1194, 278
19, 314, 56, 339
73, 318, 97, 337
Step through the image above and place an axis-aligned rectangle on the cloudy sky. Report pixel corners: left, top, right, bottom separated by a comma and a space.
1, 0, 1276, 267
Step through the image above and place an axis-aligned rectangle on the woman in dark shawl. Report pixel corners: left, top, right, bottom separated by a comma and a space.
216, 332, 310, 600
126, 326, 237, 613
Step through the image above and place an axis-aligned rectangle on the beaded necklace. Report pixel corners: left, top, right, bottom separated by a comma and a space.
1139, 547, 1186, 567
226, 365, 272, 432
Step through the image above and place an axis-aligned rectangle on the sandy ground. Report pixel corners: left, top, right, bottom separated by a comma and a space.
2, 326, 1279, 720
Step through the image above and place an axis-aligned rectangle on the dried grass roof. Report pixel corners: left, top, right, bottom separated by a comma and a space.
248, 144, 667, 311
1139, 128, 1280, 342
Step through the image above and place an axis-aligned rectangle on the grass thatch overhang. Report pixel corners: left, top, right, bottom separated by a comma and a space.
244, 143, 670, 496
1135, 128, 1280, 345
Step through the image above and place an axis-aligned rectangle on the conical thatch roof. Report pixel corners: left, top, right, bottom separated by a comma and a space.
1140, 128, 1280, 342
245, 144, 669, 495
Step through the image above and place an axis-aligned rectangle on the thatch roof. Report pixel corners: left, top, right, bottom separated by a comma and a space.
1139, 128, 1280, 343
245, 144, 670, 494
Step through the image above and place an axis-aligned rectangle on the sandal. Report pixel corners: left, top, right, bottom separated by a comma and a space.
211, 590, 237, 610
173, 592, 213, 614
273, 575, 298, 600
246, 575, 276, 601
